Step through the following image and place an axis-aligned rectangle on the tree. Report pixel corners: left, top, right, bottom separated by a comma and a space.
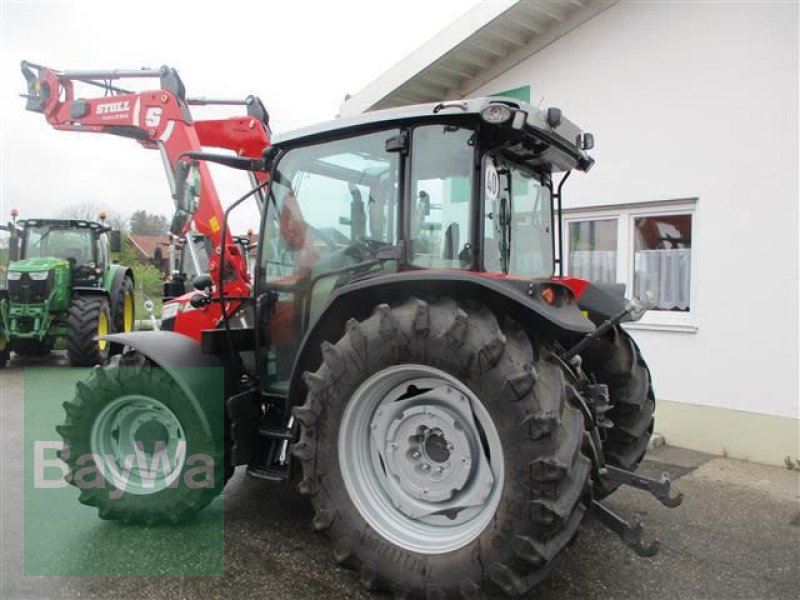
58, 201, 126, 229
129, 210, 168, 235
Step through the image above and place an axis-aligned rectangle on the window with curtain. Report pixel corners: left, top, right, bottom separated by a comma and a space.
564, 201, 696, 324
633, 214, 692, 311
567, 219, 617, 283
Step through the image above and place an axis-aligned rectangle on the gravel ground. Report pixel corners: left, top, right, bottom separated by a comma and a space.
1, 352, 798, 599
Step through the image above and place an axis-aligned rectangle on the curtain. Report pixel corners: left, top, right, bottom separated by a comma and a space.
634, 249, 691, 310
569, 250, 617, 283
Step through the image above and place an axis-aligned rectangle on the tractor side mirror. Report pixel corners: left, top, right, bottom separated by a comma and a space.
109, 230, 122, 253
9, 236, 19, 262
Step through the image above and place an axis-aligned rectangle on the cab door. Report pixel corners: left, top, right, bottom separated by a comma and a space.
255, 130, 400, 392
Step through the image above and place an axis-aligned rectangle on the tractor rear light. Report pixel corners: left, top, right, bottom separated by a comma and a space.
540, 286, 556, 305
29, 271, 49, 281
481, 104, 512, 124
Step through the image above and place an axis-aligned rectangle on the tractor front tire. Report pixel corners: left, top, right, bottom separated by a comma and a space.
56, 355, 227, 524
580, 326, 655, 497
294, 298, 591, 598
66, 295, 112, 367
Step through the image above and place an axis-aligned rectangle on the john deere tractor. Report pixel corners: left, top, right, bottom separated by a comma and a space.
0, 217, 134, 367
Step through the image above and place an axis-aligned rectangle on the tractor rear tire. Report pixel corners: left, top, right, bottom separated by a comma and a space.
111, 275, 135, 354
56, 354, 227, 524
579, 326, 655, 498
294, 298, 591, 598
66, 295, 112, 366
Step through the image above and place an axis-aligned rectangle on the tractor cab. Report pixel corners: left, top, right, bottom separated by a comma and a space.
249, 97, 596, 387
12, 218, 118, 286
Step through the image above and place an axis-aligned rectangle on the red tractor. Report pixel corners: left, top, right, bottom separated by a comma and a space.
49, 94, 680, 597
21, 61, 270, 341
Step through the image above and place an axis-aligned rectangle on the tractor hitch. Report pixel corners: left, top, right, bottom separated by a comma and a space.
600, 464, 684, 508
590, 500, 660, 557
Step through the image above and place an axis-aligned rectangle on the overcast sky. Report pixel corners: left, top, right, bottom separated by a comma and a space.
0, 0, 480, 233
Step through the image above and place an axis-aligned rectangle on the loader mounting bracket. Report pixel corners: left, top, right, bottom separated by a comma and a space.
600, 464, 684, 508
590, 500, 660, 557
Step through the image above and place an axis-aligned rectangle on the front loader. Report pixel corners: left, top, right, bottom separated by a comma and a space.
0, 214, 134, 366
54, 97, 681, 597
20, 60, 270, 341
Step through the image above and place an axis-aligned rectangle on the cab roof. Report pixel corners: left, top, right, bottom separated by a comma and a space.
18, 218, 109, 232
271, 96, 594, 172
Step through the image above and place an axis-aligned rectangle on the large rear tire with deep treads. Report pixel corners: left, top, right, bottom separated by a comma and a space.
56, 357, 227, 524
66, 295, 111, 366
293, 297, 591, 598
110, 275, 135, 354
579, 326, 655, 498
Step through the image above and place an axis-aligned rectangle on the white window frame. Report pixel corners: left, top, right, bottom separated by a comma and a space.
563, 198, 698, 333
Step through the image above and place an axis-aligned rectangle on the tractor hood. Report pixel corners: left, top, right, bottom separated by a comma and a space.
8, 257, 69, 272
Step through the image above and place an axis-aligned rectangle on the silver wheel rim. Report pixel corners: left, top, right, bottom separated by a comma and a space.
91, 394, 186, 495
339, 364, 504, 554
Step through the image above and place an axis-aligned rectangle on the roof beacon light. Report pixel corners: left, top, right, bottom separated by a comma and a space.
481, 104, 512, 125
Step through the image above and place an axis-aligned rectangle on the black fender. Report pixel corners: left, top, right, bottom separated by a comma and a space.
286, 270, 595, 406
101, 331, 226, 440
577, 282, 629, 325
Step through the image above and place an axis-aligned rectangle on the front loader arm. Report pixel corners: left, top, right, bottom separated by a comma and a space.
20, 61, 271, 297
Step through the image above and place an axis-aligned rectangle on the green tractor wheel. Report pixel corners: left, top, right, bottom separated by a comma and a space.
56, 355, 227, 524
111, 275, 135, 354
113, 275, 135, 334
66, 295, 112, 367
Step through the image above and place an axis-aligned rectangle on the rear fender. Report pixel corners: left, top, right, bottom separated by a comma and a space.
286, 270, 596, 406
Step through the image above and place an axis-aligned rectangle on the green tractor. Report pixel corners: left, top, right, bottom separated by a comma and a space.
0, 216, 135, 367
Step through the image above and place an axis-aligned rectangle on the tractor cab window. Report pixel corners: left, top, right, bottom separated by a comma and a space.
259, 130, 400, 389
410, 125, 474, 269
23, 226, 96, 266
263, 130, 400, 285
482, 157, 553, 278
181, 235, 210, 280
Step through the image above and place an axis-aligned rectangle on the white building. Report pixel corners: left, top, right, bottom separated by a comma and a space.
341, 0, 799, 465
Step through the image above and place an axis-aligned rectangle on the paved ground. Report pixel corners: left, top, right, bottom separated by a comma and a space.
1, 352, 799, 599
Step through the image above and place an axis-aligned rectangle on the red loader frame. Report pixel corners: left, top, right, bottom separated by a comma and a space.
21, 61, 271, 340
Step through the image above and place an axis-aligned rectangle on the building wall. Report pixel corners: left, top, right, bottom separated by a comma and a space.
470, 1, 799, 463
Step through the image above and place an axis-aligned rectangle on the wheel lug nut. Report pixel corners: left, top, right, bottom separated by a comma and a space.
412, 451, 421, 459
421, 463, 430, 472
